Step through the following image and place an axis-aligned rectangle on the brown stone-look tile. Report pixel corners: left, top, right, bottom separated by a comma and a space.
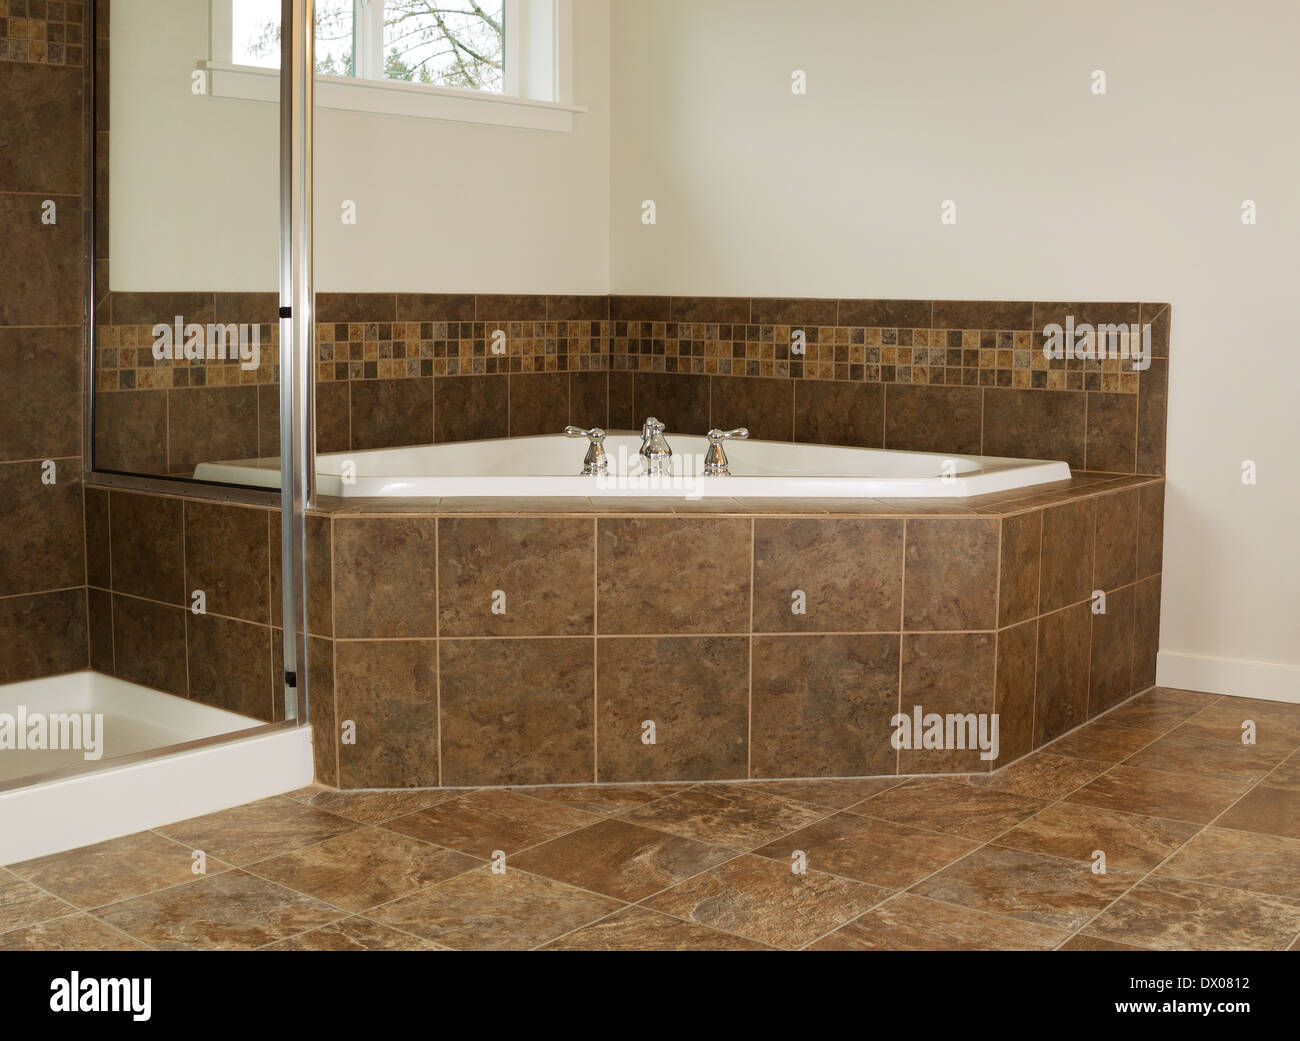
0, 61, 84, 192
709, 375, 794, 441
1102, 687, 1219, 732
669, 296, 750, 323
1176, 698, 1300, 750
270, 512, 332, 636
84, 486, 110, 588
1157, 827, 1300, 900
474, 294, 547, 321
1093, 488, 1138, 591
1136, 358, 1168, 475
1057, 933, 1149, 951
1215, 785, 1300, 841
511, 818, 737, 902
332, 516, 437, 637
644, 853, 885, 949
251, 827, 478, 912
438, 517, 593, 636
608, 370, 635, 428
0, 874, 76, 933
508, 371, 568, 437
287, 786, 460, 824
914, 845, 1137, 931
883, 385, 982, 455
439, 638, 593, 786
0, 588, 87, 683
369, 864, 620, 950
262, 916, 442, 951
1039, 499, 1095, 612
995, 800, 1198, 872
793, 380, 883, 448
995, 618, 1038, 763
903, 517, 999, 630
751, 634, 899, 778
315, 293, 395, 323
597, 517, 750, 634
749, 297, 838, 325
1086, 876, 1300, 951
1265, 753, 1300, 792
107, 292, 213, 325
569, 370, 608, 430
998, 509, 1040, 627
314, 380, 351, 453
733, 777, 902, 809
620, 784, 828, 849
610, 295, 670, 322
899, 632, 996, 773
754, 812, 975, 889
1048, 720, 1162, 763
1033, 302, 1141, 330
513, 783, 686, 817
810, 892, 1067, 951
109, 491, 183, 603
632, 371, 709, 433
0, 460, 83, 597
982, 388, 1087, 469
395, 292, 474, 321
838, 299, 931, 328
97, 870, 343, 951
849, 778, 1046, 841
166, 386, 258, 476
1034, 603, 1092, 744
540, 904, 771, 950
0, 193, 82, 325
111, 593, 186, 695
972, 752, 1108, 801
932, 301, 1034, 329
1137, 482, 1164, 578
156, 796, 357, 866
1125, 727, 1287, 785
349, 377, 432, 450
211, 291, 277, 325
0, 328, 80, 460
1085, 392, 1137, 473
1142, 303, 1170, 357
382, 788, 600, 858
596, 636, 748, 782
1089, 584, 1135, 715
433, 374, 508, 443
752, 518, 902, 632
87, 586, 113, 673
93, 390, 168, 475
186, 613, 273, 720
335, 639, 438, 788
0, 914, 148, 952
1129, 575, 1158, 694
1066, 765, 1250, 824
545, 294, 608, 321
184, 501, 269, 623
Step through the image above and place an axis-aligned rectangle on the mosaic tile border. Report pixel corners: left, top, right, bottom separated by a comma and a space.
0, 0, 86, 66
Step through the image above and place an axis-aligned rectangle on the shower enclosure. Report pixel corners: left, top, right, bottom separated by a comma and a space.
0, 0, 317, 863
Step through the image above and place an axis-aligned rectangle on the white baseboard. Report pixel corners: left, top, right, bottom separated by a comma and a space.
1157, 651, 1300, 705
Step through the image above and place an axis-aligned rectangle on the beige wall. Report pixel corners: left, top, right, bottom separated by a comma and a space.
608, 0, 1300, 699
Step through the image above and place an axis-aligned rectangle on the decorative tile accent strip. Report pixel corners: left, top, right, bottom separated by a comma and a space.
0, 0, 86, 66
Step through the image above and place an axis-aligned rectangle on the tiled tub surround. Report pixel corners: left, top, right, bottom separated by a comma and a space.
91, 295, 1170, 479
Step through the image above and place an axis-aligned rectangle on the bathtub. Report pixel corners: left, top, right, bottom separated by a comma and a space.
197, 432, 1071, 498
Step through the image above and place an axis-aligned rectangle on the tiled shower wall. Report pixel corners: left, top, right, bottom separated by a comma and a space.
0, 0, 90, 683
93, 293, 1170, 477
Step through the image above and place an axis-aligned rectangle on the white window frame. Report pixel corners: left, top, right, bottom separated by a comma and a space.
207, 0, 583, 132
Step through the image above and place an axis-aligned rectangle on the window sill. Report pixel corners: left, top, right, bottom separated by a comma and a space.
203, 61, 586, 132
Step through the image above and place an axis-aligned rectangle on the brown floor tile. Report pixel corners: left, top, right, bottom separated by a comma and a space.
1124, 728, 1289, 785
381, 789, 601, 858
1175, 699, 1300, 751
0, 914, 150, 952
540, 904, 773, 950
1214, 785, 1300, 840
1066, 765, 1251, 824
642, 853, 887, 949
285, 786, 462, 824
155, 796, 358, 866
969, 752, 1108, 800
1086, 876, 1300, 951
732, 777, 902, 809
510, 818, 737, 901
848, 779, 1046, 841
96, 871, 343, 951
511, 783, 689, 817
9, 831, 230, 909
1263, 754, 1300, 792
913, 846, 1138, 931
994, 802, 1199, 872
262, 916, 443, 951
0, 874, 75, 933
752, 812, 976, 888
619, 783, 828, 849
1101, 687, 1221, 732
1156, 827, 1300, 900
1046, 720, 1163, 763
250, 827, 479, 912
1058, 933, 1149, 951
809, 893, 1067, 951
368, 865, 622, 950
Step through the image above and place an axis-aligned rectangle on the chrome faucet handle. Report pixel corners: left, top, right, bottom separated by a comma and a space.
703, 427, 748, 476
641, 416, 665, 436
638, 417, 672, 474
564, 425, 608, 475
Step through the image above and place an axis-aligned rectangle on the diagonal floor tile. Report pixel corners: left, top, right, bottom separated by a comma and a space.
509, 818, 737, 902
1156, 827, 1300, 900
848, 779, 1046, 840
1066, 765, 1250, 824
1046, 721, 1162, 763
0, 913, 150, 952
619, 784, 829, 849
0, 873, 75, 933
381, 788, 602, 858
1086, 875, 1300, 951
250, 827, 480, 912
261, 916, 443, 950
969, 752, 1108, 800
912, 846, 1138, 931
1214, 785, 1300, 840
511, 783, 689, 817
368, 865, 622, 950
642, 853, 887, 949
729, 777, 902, 809
1099, 688, 1220, 733
1058, 933, 1149, 951
96, 870, 343, 951
1263, 754, 1300, 792
286, 786, 463, 824
993, 801, 1199, 872
808, 892, 1067, 951
752, 812, 976, 888
1174, 700, 1300, 751
541, 905, 773, 950
1124, 728, 1288, 784
9, 831, 231, 909
155, 796, 358, 865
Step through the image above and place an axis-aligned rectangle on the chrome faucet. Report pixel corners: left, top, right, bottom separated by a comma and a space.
638, 417, 672, 475
564, 425, 608, 475
703, 427, 748, 476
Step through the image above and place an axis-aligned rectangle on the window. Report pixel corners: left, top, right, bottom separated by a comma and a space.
208, 0, 582, 131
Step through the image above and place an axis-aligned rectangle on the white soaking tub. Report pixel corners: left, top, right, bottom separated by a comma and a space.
196, 432, 1071, 498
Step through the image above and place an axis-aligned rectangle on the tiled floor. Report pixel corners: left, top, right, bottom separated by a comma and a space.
4, 687, 1300, 951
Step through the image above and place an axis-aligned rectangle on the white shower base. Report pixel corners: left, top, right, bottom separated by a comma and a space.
0, 671, 313, 864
